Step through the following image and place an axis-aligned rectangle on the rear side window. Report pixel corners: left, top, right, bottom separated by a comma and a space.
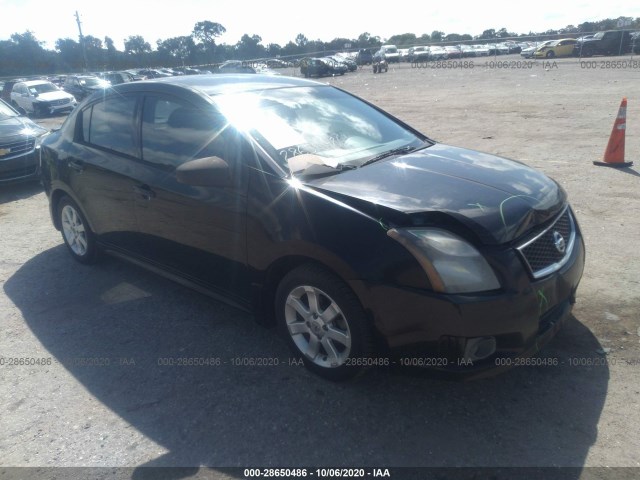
80, 95, 138, 157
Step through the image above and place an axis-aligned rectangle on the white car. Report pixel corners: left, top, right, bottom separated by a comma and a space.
10, 80, 76, 117
428, 46, 448, 60
380, 45, 400, 63
472, 45, 490, 56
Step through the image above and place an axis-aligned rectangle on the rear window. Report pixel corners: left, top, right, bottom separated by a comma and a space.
81, 95, 138, 157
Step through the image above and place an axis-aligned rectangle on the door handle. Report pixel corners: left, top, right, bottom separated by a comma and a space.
68, 160, 85, 172
134, 184, 156, 200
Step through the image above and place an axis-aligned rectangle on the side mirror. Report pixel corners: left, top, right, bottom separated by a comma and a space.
176, 156, 231, 187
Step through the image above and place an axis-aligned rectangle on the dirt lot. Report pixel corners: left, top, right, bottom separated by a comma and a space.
1, 56, 639, 476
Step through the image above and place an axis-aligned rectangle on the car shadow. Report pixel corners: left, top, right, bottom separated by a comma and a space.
4, 246, 608, 477
0, 180, 42, 205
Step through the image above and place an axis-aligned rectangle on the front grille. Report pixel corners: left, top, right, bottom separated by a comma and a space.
0, 137, 36, 160
46, 99, 69, 107
517, 207, 576, 279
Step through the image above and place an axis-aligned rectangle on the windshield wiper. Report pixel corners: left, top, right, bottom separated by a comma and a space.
359, 144, 425, 168
294, 163, 357, 178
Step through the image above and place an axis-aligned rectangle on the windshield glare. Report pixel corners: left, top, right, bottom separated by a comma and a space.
28, 82, 59, 95
213, 86, 425, 174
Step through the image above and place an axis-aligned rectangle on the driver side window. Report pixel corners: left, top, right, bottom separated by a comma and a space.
141, 95, 240, 170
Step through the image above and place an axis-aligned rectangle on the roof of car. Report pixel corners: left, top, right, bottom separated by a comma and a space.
113, 74, 323, 97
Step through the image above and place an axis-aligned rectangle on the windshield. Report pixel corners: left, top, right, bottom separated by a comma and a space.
593, 32, 605, 39
28, 82, 59, 95
79, 77, 105, 87
0, 100, 18, 118
213, 86, 427, 175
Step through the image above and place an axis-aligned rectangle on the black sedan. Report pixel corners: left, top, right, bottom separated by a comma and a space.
40, 75, 585, 380
0, 98, 49, 183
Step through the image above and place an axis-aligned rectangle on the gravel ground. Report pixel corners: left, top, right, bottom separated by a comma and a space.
1, 56, 639, 476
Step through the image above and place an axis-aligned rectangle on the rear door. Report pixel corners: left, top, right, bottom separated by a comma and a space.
129, 94, 250, 304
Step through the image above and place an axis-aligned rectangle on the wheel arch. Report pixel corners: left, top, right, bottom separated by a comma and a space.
253, 255, 374, 331
49, 187, 96, 234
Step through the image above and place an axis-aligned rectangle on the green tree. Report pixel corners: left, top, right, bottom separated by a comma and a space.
386, 33, 417, 46
192, 21, 226, 62
235, 34, 265, 60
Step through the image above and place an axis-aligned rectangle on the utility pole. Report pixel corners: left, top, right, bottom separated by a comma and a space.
75, 11, 88, 71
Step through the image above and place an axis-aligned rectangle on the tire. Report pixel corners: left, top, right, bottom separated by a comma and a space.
373, 65, 377, 73
57, 196, 100, 264
546, 50, 555, 58
276, 264, 374, 381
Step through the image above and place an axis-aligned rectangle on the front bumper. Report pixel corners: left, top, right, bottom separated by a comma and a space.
35, 100, 75, 116
0, 149, 39, 183
352, 228, 585, 377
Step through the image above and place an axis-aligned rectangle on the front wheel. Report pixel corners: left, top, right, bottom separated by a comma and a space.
57, 196, 100, 264
546, 50, 555, 58
276, 265, 374, 381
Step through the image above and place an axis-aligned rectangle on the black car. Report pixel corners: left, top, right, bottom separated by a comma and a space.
99, 71, 136, 85
63, 75, 111, 101
0, 98, 49, 183
575, 30, 638, 56
40, 75, 585, 381
356, 49, 374, 65
300, 58, 346, 77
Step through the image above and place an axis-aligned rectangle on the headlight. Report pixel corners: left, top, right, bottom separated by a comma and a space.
387, 228, 500, 294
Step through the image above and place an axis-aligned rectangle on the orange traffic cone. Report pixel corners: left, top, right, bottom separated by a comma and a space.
594, 98, 633, 167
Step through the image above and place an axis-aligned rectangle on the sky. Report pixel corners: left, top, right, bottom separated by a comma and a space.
2, 0, 639, 51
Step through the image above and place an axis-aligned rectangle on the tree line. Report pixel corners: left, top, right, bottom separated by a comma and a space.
1, 17, 638, 77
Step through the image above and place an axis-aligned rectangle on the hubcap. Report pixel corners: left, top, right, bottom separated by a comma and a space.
285, 286, 352, 368
61, 205, 88, 256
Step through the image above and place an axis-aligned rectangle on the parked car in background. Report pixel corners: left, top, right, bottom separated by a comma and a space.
471, 44, 490, 56
575, 30, 638, 56
503, 42, 522, 54
1, 78, 25, 103
99, 71, 136, 85
300, 58, 346, 77
428, 46, 448, 60
521, 41, 553, 58
333, 54, 358, 71
380, 45, 400, 62
356, 48, 373, 65
408, 46, 430, 62
63, 75, 110, 101
534, 39, 578, 58
0, 98, 49, 183
486, 43, 510, 55
372, 50, 388, 73
9, 80, 76, 117
217, 61, 257, 74
40, 74, 585, 381
266, 58, 292, 68
444, 46, 463, 59
137, 69, 171, 79
328, 55, 357, 72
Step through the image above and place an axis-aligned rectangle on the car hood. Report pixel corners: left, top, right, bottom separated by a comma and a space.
35, 91, 73, 102
0, 115, 48, 139
308, 143, 566, 245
